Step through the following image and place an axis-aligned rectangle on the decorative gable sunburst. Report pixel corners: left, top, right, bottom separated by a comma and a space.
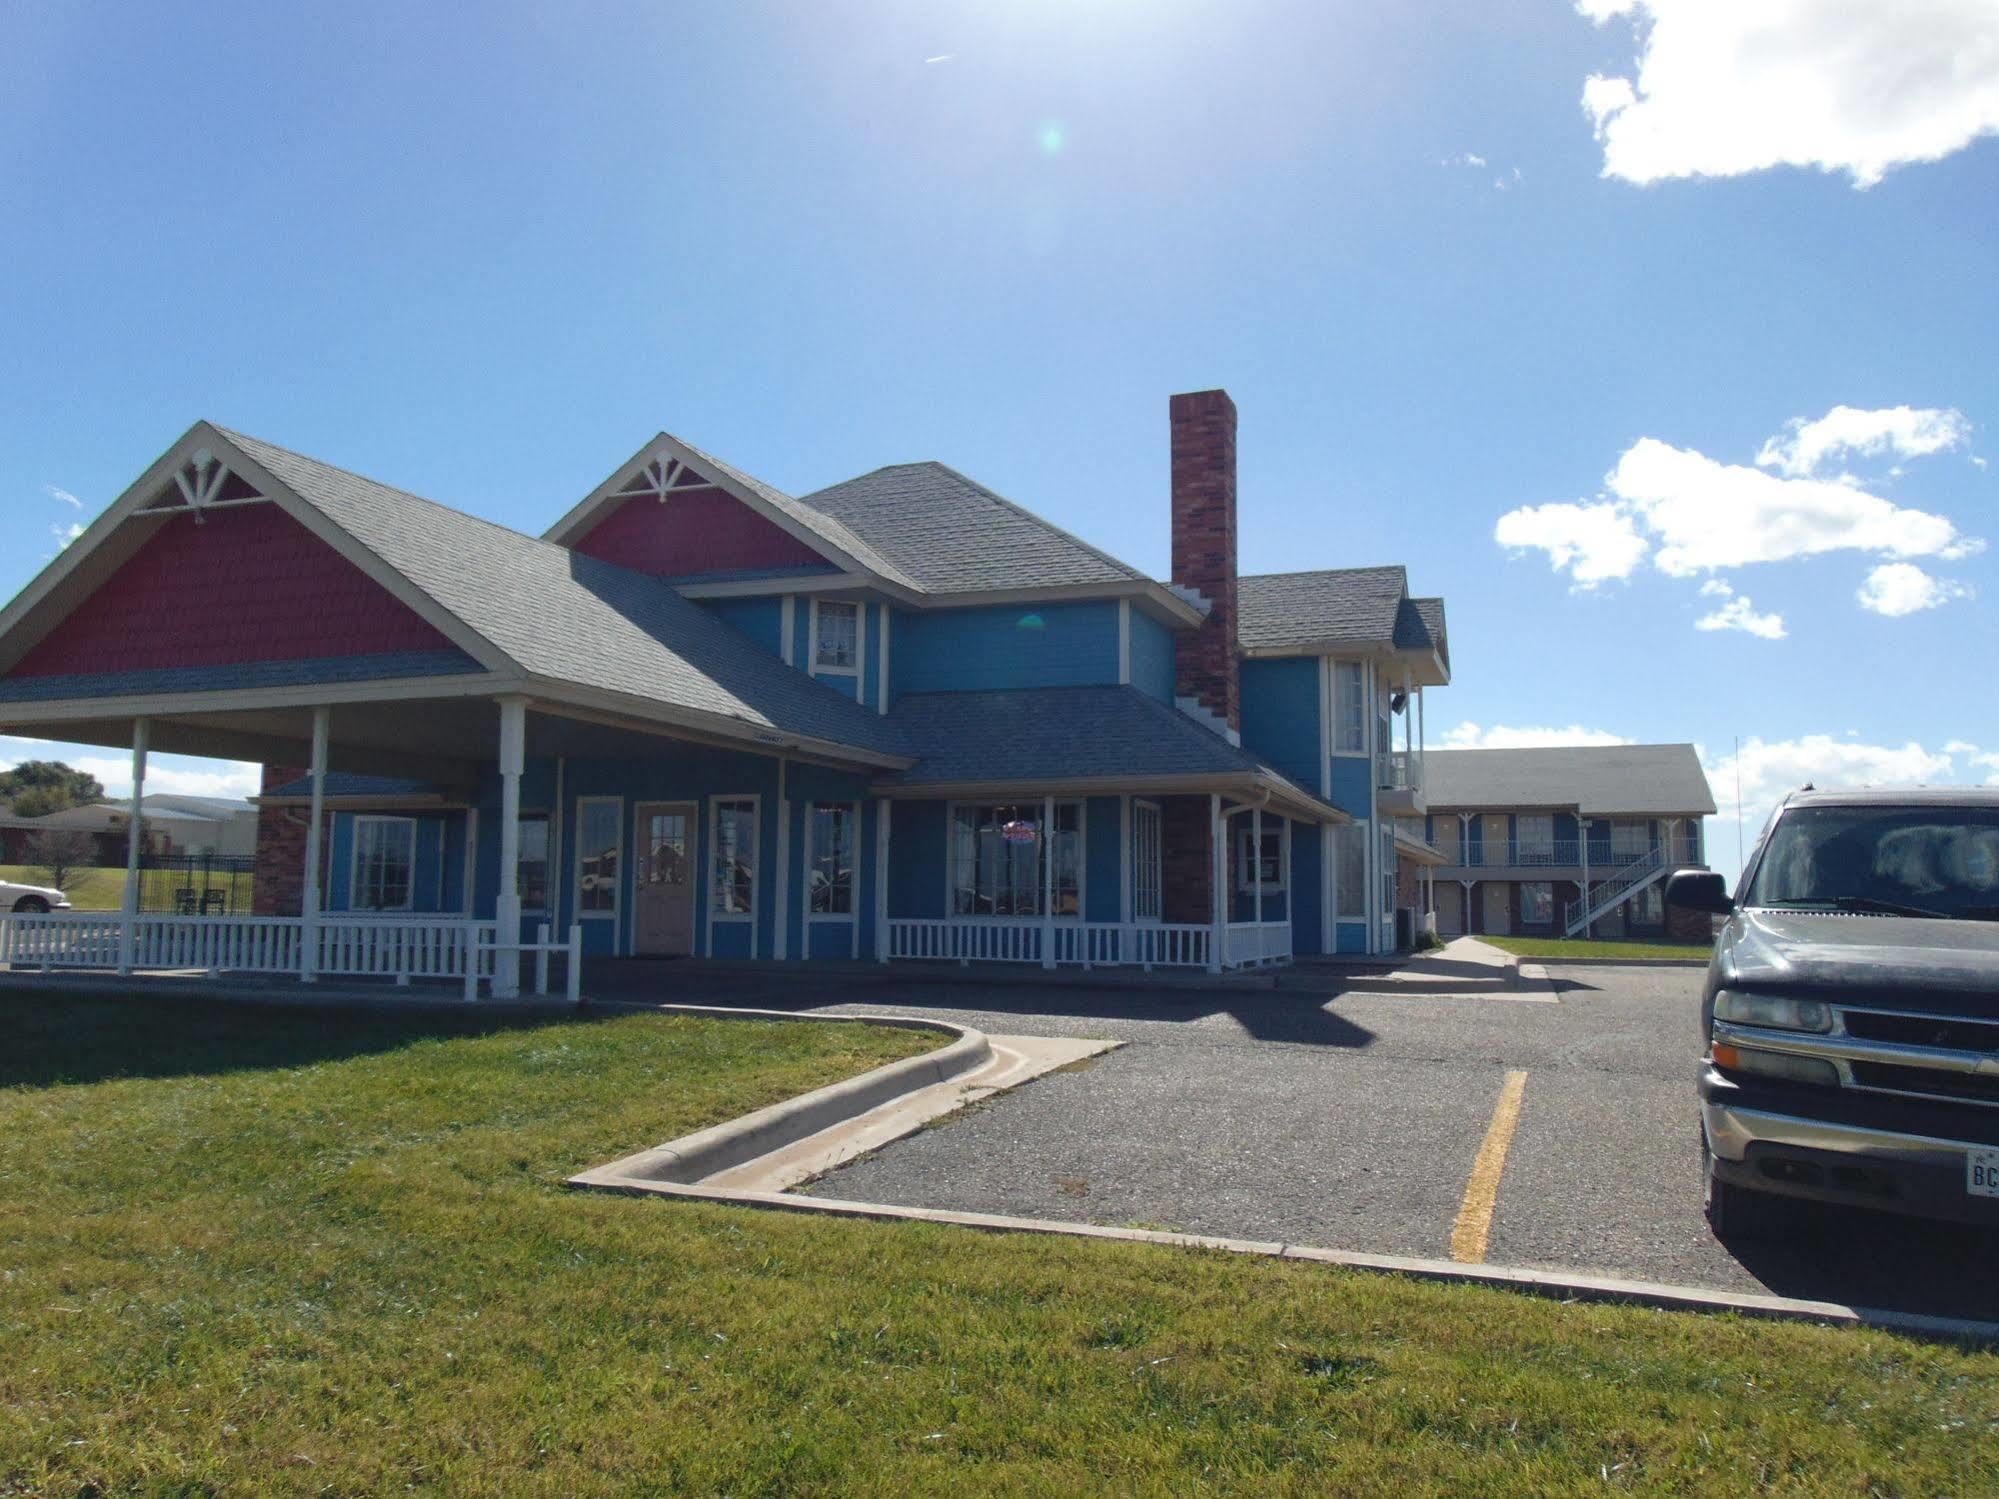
612, 455, 719, 503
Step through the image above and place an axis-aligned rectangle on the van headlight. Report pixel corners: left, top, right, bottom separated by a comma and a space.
1713, 989, 1831, 1034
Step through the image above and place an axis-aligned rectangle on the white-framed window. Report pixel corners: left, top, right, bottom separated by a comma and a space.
1607, 819, 1651, 862
1235, 821, 1287, 894
1380, 825, 1396, 914
513, 812, 550, 914
1333, 823, 1367, 918
811, 599, 860, 673
575, 797, 623, 919
949, 801, 1083, 917
806, 802, 856, 917
710, 797, 759, 918
1333, 661, 1366, 754
1132, 799, 1162, 923
1520, 881, 1554, 926
350, 815, 415, 912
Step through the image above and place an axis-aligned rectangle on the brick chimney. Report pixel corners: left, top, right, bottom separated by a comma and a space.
1169, 388, 1241, 737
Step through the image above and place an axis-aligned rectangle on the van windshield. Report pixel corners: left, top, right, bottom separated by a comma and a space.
1743, 805, 1999, 920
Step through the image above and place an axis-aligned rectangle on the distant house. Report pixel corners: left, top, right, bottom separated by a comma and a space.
0, 388, 1450, 984
1422, 744, 1716, 941
28, 795, 255, 858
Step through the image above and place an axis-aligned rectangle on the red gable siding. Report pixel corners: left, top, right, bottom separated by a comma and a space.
572, 488, 828, 577
9, 504, 457, 677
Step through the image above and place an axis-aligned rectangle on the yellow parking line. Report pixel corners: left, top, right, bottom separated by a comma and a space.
1450, 1069, 1528, 1264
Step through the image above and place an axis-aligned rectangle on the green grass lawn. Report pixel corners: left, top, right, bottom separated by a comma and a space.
1484, 935, 1714, 962
0, 864, 257, 912
5, 994, 1994, 1496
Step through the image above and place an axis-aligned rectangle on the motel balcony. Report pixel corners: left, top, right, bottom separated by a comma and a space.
1434, 836, 1706, 880
1377, 749, 1425, 817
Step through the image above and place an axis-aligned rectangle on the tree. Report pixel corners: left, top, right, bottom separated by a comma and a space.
23, 828, 97, 894
0, 761, 105, 818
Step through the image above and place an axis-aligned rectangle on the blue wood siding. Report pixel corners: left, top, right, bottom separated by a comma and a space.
887, 800, 947, 918
1085, 796, 1121, 921
703, 597, 784, 656
1291, 822, 1323, 954
1128, 609, 1176, 703
1240, 658, 1322, 793
892, 601, 1121, 696
1329, 757, 1373, 819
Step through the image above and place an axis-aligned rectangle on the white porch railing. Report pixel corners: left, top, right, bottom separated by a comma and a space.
1221, 920, 1292, 969
886, 918, 1285, 972
0, 912, 582, 1002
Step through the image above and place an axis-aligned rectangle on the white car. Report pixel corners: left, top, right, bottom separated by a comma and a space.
2, 878, 72, 914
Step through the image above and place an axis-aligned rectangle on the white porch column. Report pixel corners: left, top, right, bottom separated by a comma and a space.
1040, 793, 1055, 969
117, 717, 149, 975
1252, 804, 1265, 932
298, 707, 328, 983
1579, 818, 1592, 938
873, 798, 892, 962
1208, 792, 1224, 973
774, 758, 790, 962
493, 697, 527, 999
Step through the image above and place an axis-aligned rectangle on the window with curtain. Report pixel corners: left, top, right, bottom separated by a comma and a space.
950, 802, 1081, 917
516, 812, 549, 913
1520, 881, 1554, 925
1235, 824, 1285, 893
351, 816, 414, 911
1334, 823, 1366, 918
813, 601, 859, 671
1334, 661, 1365, 754
808, 803, 856, 915
712, 799, 758, 915
1516, 813, 1555, 861
577, 799, 621, 916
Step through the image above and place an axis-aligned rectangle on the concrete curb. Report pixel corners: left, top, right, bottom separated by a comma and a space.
1529, 957, 1711, 970
575, 1177, 1999, 1346
570, 1003, 992, 1187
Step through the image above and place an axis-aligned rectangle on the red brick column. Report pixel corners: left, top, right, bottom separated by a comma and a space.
1160, 796, 1215, 925
1169, 389, 1241, 734
251, 765, 331, 917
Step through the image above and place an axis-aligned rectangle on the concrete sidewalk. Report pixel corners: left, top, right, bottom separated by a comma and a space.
1284, 936, 1552, 997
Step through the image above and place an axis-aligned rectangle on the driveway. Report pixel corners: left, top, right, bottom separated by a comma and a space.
600, 959, 1999, 1321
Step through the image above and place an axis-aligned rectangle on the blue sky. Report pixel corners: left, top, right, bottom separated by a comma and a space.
3, 1, 1996, 880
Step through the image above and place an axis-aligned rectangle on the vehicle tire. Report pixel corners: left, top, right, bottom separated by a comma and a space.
12, 896, 50, 914
1703, 1135, 1786, 1239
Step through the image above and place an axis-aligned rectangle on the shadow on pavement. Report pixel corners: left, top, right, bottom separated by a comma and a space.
1718, 1204, 1999, 1321
585, 958, 1380, 1049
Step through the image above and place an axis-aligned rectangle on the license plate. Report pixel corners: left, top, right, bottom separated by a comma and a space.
1970, 1148, 1999, 1198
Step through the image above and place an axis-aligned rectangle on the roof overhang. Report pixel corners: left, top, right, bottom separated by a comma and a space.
1393, 826, 1451, 866
674, 572, 1206, 629
873, 771, 1346, 825
1238, 639, 1449, 686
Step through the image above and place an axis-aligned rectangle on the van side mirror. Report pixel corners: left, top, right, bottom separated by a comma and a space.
1666, 868, 1733, 915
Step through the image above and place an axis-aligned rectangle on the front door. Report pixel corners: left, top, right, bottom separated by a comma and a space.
634, 802, 696, 956
1482, 881, 1512, 936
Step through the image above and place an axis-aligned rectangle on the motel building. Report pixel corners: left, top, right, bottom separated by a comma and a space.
0, 391, 1449, 996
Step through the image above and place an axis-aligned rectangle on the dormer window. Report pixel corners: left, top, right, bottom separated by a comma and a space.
813, 600, 859, 672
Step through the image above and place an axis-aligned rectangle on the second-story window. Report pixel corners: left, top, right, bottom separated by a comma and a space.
814, 600, 859, 672
1334, 661, 1365, 754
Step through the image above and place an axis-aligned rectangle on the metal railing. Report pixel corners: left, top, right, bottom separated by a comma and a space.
1440, 836, 1703, 870
0, 912, 583, 1002
1380, 751, 1423, 794
886, 918, 1285, 972
1563, 847, 1670, 936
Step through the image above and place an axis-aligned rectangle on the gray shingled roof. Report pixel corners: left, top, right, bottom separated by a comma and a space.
879, 685, 1327, 807
802, 463, 1149, 594
265, 772, 446, 800
1423, 745, 1717, 816
1237, 566, 1434, 652
1412, 597, 1448, 669
222, 430, 910, 759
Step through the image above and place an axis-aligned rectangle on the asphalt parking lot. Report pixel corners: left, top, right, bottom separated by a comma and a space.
630, 960, 1999, 1322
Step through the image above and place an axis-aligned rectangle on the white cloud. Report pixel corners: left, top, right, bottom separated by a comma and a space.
1945, 740, 1979, 755
1441, 152, 1488, 168
1577, 1, 1999, 188
1756, 404, 1972, 478
1441, 721, 1635, 750
1500, 422, 1984, 599
45, 484, 82, 509
1707, 734, 1961, 858
1856, 561, 1975, 616
1695, 594, 1787, 639
49, 521, 83, 550
1493, 500, 1648, 587
1697, 578, 1734, 598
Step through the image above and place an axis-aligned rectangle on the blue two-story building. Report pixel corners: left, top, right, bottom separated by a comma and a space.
0, 389, 1449, 987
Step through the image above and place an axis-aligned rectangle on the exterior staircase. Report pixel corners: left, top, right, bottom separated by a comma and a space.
1562, 846, 1669, 937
